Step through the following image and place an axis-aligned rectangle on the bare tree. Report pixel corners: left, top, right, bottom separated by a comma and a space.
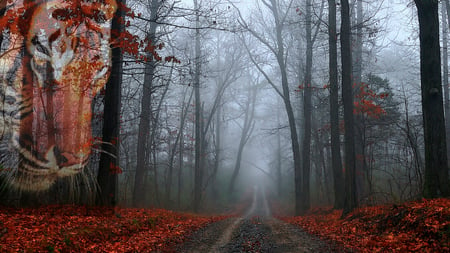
233, 0, 304, 215
134, 0, 163, 207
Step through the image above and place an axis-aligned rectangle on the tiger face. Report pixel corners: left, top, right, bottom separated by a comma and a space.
0, 0, 117, 191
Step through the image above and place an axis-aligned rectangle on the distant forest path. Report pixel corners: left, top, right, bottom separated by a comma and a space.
176, 187, 348, 253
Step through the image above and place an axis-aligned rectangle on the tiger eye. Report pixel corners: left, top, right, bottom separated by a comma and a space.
91, 9, 106, 24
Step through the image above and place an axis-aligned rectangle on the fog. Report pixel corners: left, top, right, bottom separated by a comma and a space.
0, 0, 446, 215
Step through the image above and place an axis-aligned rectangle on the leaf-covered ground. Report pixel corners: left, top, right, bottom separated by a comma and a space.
280, 198, 450, 252
2, 199, 449, 252
0, 205, 227, 252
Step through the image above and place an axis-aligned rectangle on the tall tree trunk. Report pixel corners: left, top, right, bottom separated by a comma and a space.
276, 98, 282, 197
414, 0, 449, 198
211, 100, 221, 201
341, 0, 358, 216
133, 59, 154, 207
193, 0, 203, 213
211, 36, 222, 203
96, 0, 124, 206
177, 89, 193, 209
353, 0, 367, 201
443, 0, 450, 166
177, 126, 184, 209
300, 0, 313, 213
328, 0, 344, 209
133, 0, 161, 207
283, 63, 302, 216
270, 0, 303, 216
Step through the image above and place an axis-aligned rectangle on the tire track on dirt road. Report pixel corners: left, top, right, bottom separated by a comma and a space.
176, 186, 349, 252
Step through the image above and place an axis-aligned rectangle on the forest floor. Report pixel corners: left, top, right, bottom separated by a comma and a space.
279, 198, 450, 252
0, 193, 449, 252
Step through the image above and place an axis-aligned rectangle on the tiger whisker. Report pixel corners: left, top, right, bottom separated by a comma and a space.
90, 148, 117, 160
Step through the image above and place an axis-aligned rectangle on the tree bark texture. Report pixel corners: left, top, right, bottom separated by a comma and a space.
414, 0, 449, 198
193, 0, 203, 213
341, 0, 358, 216
300, 0, 313, 214
276, 98, 282, 197
443, 0, 450, 166
353, 0, 367, 200
270, 0, 303, 216
95, 0, 124, 206
328, 0, 344, 209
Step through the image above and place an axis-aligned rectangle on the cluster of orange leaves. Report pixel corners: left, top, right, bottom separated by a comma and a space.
280, 198, 450, 252
0, 205, 227, 252
353, 83, 388, 119
113, 2, 180, 64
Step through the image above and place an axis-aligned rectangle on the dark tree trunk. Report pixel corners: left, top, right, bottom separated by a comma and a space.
328, 0, 344, 209
193, 0, 203, 213
353, 0, 367, 201
276, 99, 282, 197
177, 126, 184, 209
443, 0, 450, 166
414, 0, 449, 198
133, 60, 155, 208
211, 38, 222, 204
300, 0, 313, 214
133, 0, 161, 207
211, 102, 221, 201
177, 89, 193, 209
272, 6, 302, 216
341, 0, 358, 216
95, 0, 124, 207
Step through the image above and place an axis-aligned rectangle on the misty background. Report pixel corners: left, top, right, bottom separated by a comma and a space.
0, 0, 440, 214
107, 0, 426, 211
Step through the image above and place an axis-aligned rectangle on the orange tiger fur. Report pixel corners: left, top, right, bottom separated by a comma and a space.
0, 0, 117, 191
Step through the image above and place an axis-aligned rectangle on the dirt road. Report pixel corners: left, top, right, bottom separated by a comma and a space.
176, 187, 348, 253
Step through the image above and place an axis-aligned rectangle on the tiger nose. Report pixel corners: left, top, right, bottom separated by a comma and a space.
72, 23, 98, 50
53, 147, 82, 167
53, 146, 69, 167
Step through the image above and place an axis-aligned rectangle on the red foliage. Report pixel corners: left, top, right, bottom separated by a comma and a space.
0, 205, 227, 252
0, 0, 180, 65
353, 82, 388, 119
280, 198, 450, 252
